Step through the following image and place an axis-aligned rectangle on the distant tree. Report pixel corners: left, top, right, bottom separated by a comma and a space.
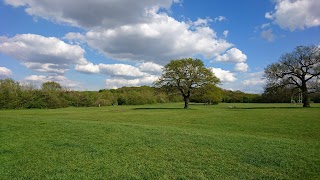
261, 86, 293, 103
0, 78, 21, 109
191, 84, 222, 104
41, 81, 68, 108
42, 81, 62, 91
202, 85, 222, 104
264, 45, 320, 107
155, 58, 220, 109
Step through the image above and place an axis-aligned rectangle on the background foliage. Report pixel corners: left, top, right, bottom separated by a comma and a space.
1, 78, 319, 109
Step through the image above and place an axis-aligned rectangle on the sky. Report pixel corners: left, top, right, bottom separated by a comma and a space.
0, 0, 319, 93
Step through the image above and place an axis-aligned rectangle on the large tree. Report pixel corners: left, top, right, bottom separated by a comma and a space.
264, 45, 320, 107
155, 58, 219, 109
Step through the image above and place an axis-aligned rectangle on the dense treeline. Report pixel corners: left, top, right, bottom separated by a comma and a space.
0, 78, 259, 109
221, 90, 261, 103
0, 79, 176, 109
1, 78, 318, 109
260, 86, 320, 103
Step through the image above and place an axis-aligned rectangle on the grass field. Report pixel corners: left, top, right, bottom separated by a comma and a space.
1, 103, 320, 179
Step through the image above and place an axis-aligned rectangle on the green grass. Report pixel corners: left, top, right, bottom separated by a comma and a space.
1, 103, 320, 179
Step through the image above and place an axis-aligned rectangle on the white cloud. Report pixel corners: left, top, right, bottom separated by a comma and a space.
193, 17, 213, 26
241, 71, 266, 88
105, 75, 159, 89
261, 29, 275, 42
217, 71, 266, 94
64, 32, 84, 42
0, 34, 89, 74
265, 12, 273, 20
24, 75, 81, 89
5, 1, 245, 68
261, 23, 271, 29
138, 62, 163, 75
70, 12, 233, 65
266, 0, 320, 31
23, 62, 69, 74
98, 64, 147, 78
246, 71, 264, 78
75, 63, 100, 74
76, 62, 163, 78
241, 71, 266, 93
75, 61, 163, 89
209, 67, 236, 83
215, 48, 247, 63
3, 0, 250, 90
74, 61, 162, 89
223, 30, 229, 38
242, 78, 266, 86
0, 67, 12, 78
4, 0, 179, 29
234, 62, 248, 72
214, 16, 226, 22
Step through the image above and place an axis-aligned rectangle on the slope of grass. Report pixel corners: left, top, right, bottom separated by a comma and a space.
1, 103, 320, 179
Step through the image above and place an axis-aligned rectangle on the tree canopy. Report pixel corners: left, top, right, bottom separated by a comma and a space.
155, 58, 220, 109
264, 45, 320, 107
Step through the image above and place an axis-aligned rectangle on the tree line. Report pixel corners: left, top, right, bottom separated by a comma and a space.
1, 78, 319, 109
0, 79, 169, 109
0, 78, 273, 109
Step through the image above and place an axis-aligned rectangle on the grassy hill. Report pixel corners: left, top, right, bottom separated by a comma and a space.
1, 103, 319, 179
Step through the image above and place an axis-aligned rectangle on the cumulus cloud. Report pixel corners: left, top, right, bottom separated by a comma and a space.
3, 0, 249, 90
241, 71, 265, 85
67, 14, 233, 65
0, 34, 89, 74
138, 62, 163, 75
76, 62, 163, 78
215, 48, 247, 63
67, 12, 234, 65
98, 64, 147, 78
4, 0, 180, 29
241, 71, 266, 91
209, 67, 236, 83
75, 63, 100, 74
261, 29, 275, 42
5, 0, 245, 67
234, 62, 248, 72
105, 75, 159, 89
242, 78, 266, 86
266, 0, 320, 31
75, 61, 164, 89
217, 71, 266, 93
75, 61, 162, 89
0, 66, 12, 78
24, 75, 81, 89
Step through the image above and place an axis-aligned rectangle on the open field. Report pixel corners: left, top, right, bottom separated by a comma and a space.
1, 103, 320, 179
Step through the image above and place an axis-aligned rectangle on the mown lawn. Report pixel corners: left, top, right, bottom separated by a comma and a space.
1, 103, 320, 179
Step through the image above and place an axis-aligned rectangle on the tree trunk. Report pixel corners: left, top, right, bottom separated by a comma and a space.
184, 96, 189, 109
302, 92, 310, 107
302, 84, 310, 107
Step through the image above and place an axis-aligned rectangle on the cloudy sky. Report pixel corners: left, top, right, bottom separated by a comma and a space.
0, 0, 319, 93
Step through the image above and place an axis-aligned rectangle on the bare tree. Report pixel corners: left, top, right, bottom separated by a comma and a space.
264, 45, 320, 107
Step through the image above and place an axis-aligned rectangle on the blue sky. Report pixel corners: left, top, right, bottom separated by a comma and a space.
0, 0, 319, 93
